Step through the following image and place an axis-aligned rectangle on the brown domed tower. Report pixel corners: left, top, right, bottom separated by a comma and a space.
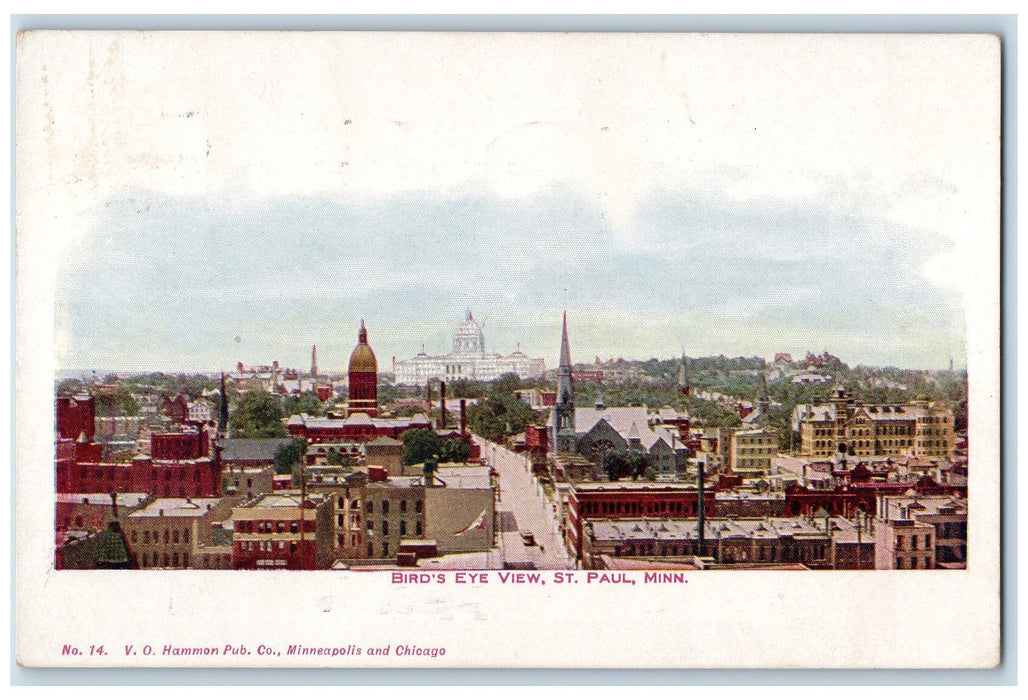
348, 320, 379, 417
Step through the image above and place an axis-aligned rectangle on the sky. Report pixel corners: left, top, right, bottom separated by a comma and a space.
17, 32, 998, 374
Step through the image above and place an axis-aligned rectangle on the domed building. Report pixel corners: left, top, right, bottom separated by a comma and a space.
347, 320, 379, 417
392, 311, 546, 386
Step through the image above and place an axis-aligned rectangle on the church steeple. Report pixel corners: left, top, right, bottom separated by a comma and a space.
218, 371, 229, 436
678, 351, 690, 396
554, 311, 576, 455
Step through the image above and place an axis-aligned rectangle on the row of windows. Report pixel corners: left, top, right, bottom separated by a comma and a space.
895, 555, 932, 569
366, 520, 423, 537
581, 499, 702, 517
131, 528, 190, 545
141, 551, 188, 567
241, 540, 298, 553
896, 534, 933, 550
365, 499, 423, 515
236, 520, 302, 534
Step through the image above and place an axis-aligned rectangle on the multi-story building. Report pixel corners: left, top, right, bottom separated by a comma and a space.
580, 517, 837, 570
729, 427, 778, 477
564, 481, 716, 562
874, 504, 937, 570
392, 312, 546, 385
876, 494, 967, 569
232, 492, 335, 570
792, 386, 955, 459
124, 496, 239, 569
58, 429, 223, 498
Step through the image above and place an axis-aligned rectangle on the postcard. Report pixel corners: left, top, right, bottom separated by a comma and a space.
15, 31, 1001, 668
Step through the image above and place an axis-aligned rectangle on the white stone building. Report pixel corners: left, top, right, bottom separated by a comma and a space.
392, 312, 546, 385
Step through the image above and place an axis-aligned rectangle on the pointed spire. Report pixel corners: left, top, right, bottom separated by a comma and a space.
218, 371, 229, 434
358, 319, 368, 345
559, 311, 572, 369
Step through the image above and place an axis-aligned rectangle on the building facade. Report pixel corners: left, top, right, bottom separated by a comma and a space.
392, 312, 546, 385
792, 386, 955, 459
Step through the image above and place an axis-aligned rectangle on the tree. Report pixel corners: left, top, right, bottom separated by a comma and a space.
400, 428, 441, 466
449, 378, 485, 399
275, 438, 307, 477
232, 390, 286, 438
625, 452, 649, 480
283, 391, 324, 418
603, 452, 627, 482
440, 437, 471, 463
491, 372, 522, 396
325, 451, 354, 468
95, 386, 140, 416
644, 466, 658, 482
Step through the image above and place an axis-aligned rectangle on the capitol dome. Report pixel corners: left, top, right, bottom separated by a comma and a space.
452, 311, 485, 355
349, 320, 378, 373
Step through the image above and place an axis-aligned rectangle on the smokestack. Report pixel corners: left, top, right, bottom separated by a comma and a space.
109, 492, 118, 519
697, 461, 706, 557
440, 381, 447, 429
426, 382, 432, 412
460, 399, 467, 436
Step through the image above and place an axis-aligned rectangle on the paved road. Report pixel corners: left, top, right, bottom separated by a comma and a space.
475, 436, 572, 570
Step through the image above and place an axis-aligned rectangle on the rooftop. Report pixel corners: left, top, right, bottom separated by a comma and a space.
129, 497, 224, 518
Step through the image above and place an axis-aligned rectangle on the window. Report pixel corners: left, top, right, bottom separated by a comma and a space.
366, 501, 374, 514
172, 552, 179, 567
183, 529, 189, 544
131, 530, 138, 543
400, 500, 407, 513
143, 531, 150, 544
382, 542, 389, 557
415, 521, 423, 536
400, 520, 407, 536
382, 521, 389, 536
382, 501, 390, 515
291, 522, 299, 533
173, 530, 179, 544
415, 500, 423, 513
164, 529, 169, 543
142, 553, 148, 567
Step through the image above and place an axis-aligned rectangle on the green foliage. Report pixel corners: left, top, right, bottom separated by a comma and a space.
325, 451, 354, 468
440, 437, 472, 463
467, 394, 541, 443
232, 390, 286, 438
490, 373, 522, 396
275, 438, 307, 476
624, 452, 650, 480
400, 428, 441, 466
94, 386, 140, 416
282, 391, 324, 418
57, 378, 87, 395
449, 378, 485, 399
602, 452, 628, 482
644, 466, 658, 482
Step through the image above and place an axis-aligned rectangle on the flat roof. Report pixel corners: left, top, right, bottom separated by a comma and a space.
129, 498, 224, 518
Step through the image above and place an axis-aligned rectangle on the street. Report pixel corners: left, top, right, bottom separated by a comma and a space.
474, 435, 572, 570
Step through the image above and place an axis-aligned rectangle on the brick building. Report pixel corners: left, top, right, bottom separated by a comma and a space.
232, 492, 335, 570
564, 482, 716, 561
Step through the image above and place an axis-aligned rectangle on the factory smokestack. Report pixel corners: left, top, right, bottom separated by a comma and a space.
460, 399, 467, 436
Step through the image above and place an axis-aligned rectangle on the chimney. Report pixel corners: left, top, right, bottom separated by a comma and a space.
460, 399, 467, 436
110, 492, 118, 519
440, 381, 447, 429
